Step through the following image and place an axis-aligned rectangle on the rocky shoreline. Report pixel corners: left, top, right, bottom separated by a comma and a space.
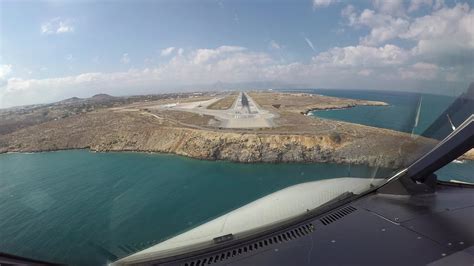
0, 110, 441, 169
2, 91, 470, 169
302, 101, 389, 115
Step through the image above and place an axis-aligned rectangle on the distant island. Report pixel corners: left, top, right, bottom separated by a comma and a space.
1, 90, 470, 168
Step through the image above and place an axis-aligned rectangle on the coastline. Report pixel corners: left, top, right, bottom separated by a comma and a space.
0, 112, 438, 169
5, 90, 469, 168
302, 101, 389, 115
0, 145, 411, 168
3, 137, 471, 164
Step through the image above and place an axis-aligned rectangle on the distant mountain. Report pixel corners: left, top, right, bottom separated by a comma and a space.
58, 97, 83, 104
205, 81, 308, 91
49, 94, 117, 107
91, 93, 115, 100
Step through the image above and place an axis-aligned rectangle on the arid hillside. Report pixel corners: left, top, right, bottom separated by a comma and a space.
0, 91, 453, 169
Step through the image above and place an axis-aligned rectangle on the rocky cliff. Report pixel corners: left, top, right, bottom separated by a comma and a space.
0, 110, 439, 169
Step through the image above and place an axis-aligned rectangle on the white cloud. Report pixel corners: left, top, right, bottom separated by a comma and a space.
372, 0, 406, 17
120, 53, 130, 64
343, 2, 474, 67
433, 0, 446, 10
4, 0, 474, 109
190, 46, 247, 64
4, 2, 472, 109
408, 0, 433, 12
358, 69, 373, 76
0, 65, 12, 80
313, 0, 337, 9
405, 4, 474, 67
402, 3, 474, 56
160, 47, 176, 57
4, 42, 462, 108
363, 13, 409, 45
41, 18, 74, 35
269, 40, 281, 50
341, 5, 357, 24
304, 37, 316, 52
402, 4, 472, 41
343, 8, 410, 45
3, 38, 472, 108
0, 46, 276, 107
398, 62, 439, 80
57, 21, 74, 33
313, 44, 409, 67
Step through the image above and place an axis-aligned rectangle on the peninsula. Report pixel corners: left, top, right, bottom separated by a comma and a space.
1, 90, 466, 168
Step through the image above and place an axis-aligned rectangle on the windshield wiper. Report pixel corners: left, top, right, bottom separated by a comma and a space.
380, 114, 474, 195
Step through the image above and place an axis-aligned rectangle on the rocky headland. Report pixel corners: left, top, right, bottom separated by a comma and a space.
0, 91, 454, 169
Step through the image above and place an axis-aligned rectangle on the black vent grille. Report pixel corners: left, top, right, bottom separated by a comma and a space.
319, 206, 357, 226
183, 223, 315, 266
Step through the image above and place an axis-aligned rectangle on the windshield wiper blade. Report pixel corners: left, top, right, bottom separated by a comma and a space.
380, 114, 474, 195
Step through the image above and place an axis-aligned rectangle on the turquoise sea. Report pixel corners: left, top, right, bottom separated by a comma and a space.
0, 89, 472, 265
307, 89, 452, 135
306, 89, 473, 183
0, 151, 379, 265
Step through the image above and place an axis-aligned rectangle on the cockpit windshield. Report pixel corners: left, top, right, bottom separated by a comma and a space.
0, 1, 473, 265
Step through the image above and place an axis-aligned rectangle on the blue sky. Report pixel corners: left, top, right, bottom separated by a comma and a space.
1, 0, 473, 107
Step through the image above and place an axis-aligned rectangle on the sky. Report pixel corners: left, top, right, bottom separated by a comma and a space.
0, 0, 473, 108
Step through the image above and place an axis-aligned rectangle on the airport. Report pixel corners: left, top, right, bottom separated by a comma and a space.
158, 92, 276, 129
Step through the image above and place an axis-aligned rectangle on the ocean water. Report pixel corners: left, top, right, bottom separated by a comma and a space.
307, 89, 473, 183
307, 89, 455, 134
0, 150, 381, 266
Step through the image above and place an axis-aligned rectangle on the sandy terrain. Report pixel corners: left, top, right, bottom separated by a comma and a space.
207, 93, 238, 110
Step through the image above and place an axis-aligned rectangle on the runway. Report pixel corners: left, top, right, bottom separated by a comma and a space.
160, 92, 275, 129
